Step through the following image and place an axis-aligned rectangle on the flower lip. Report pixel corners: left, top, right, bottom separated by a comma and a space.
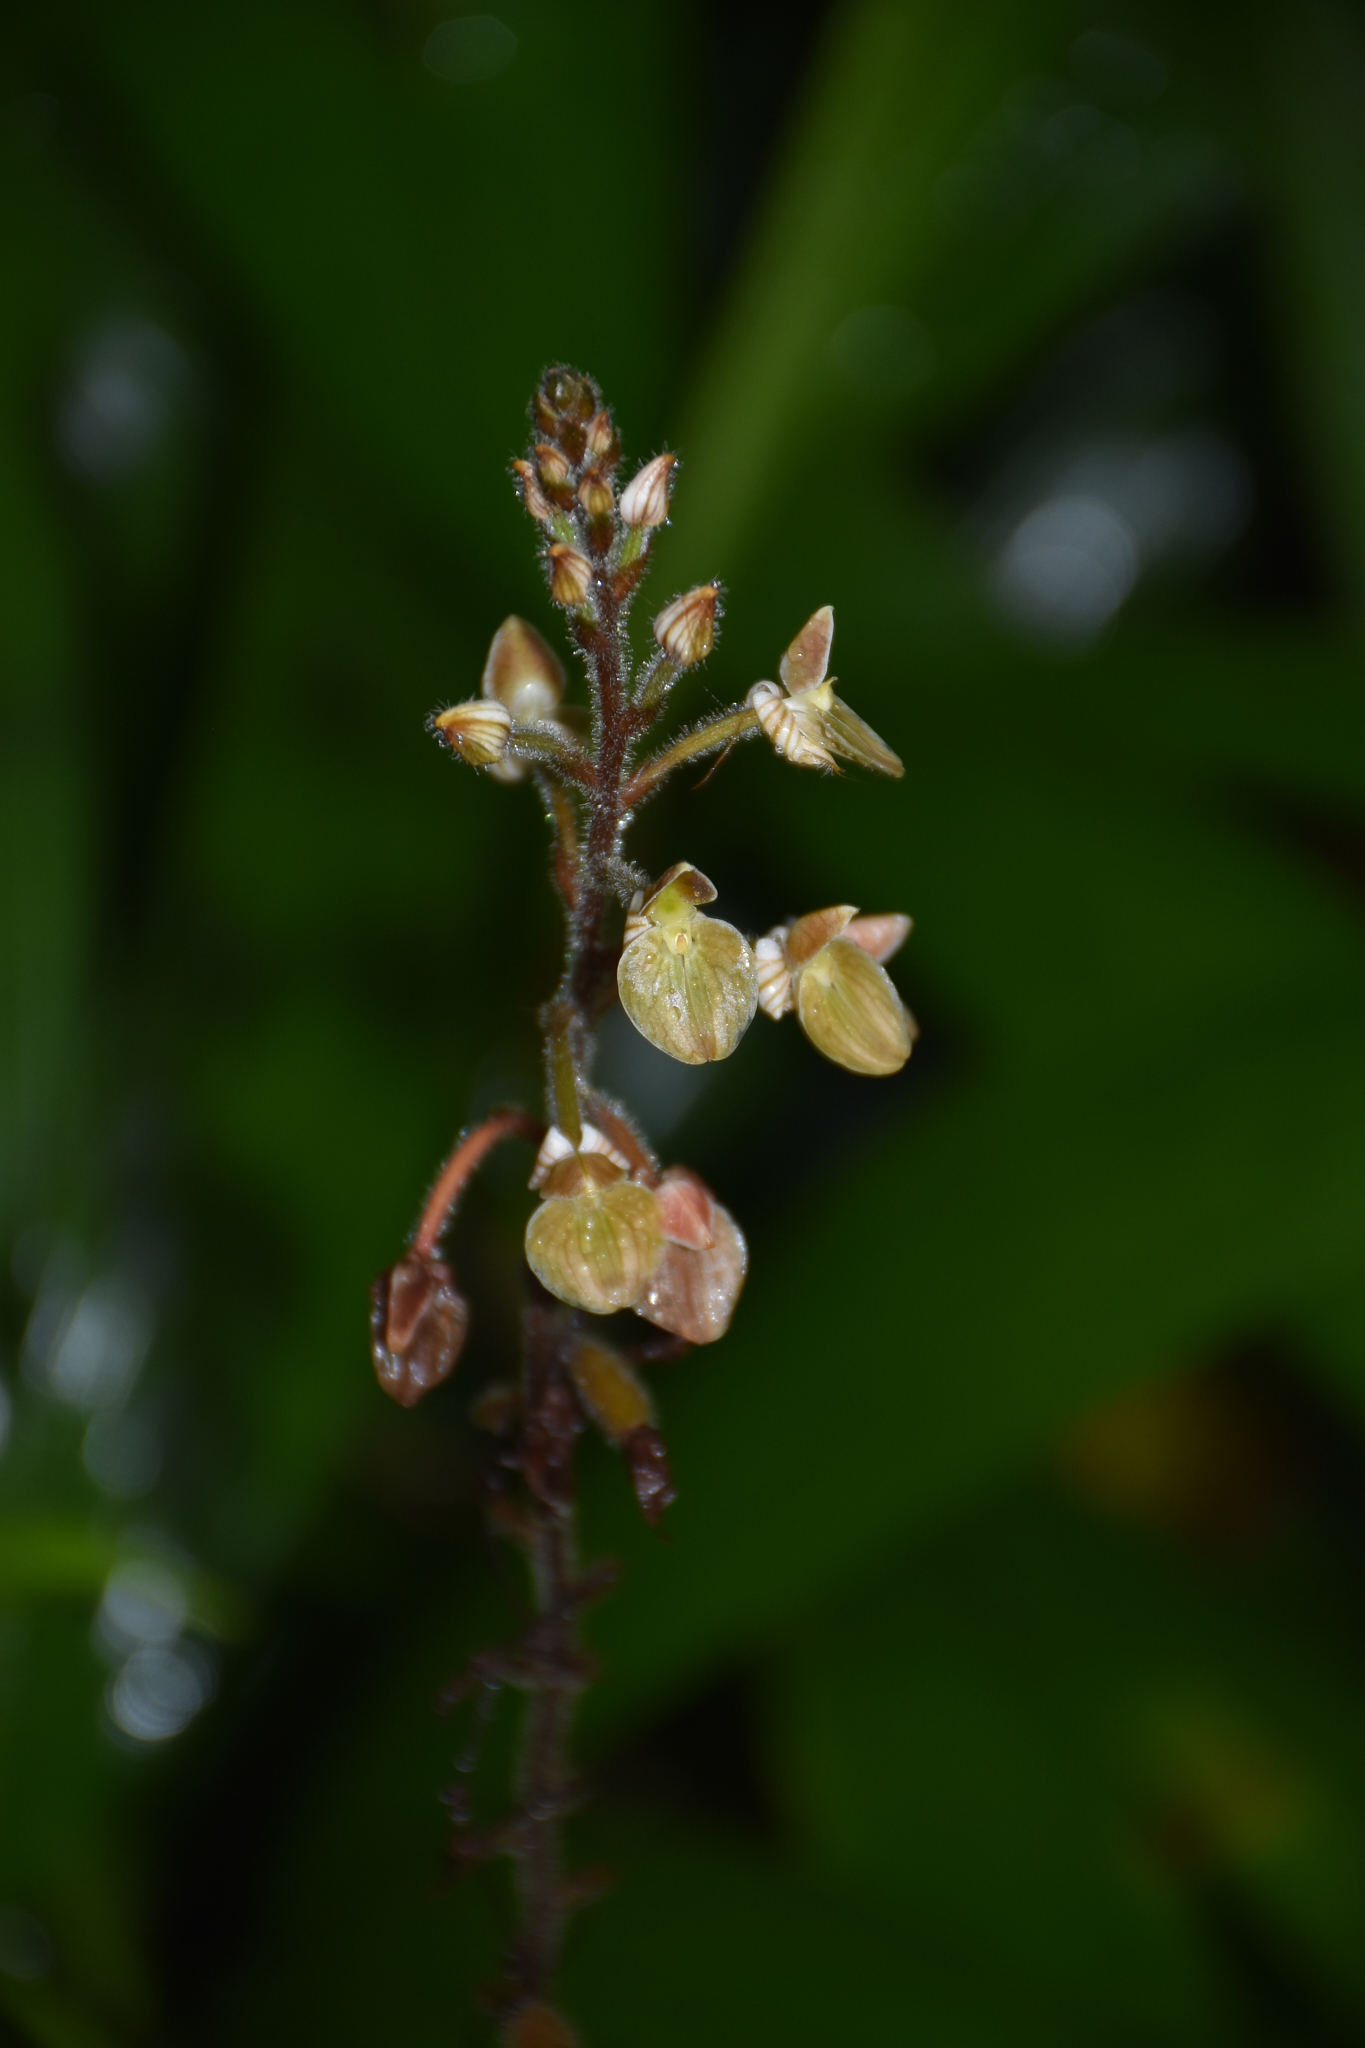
524, 1178, 664, 1315
795, 935, 915, 1076
617, 870, 758, 1064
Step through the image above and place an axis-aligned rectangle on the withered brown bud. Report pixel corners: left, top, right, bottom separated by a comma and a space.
653, 583, 718, 666
637, 1166, 748, 1345
371, 1253, 469, 1408
511, 458, 554, 523
625, 1424, 676, 1526
619, 452, 675, 529
547, 544, 593, 608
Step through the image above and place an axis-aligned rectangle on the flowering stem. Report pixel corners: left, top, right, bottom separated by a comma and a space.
623, 704, 759, 804
534, 772, 582, 914
412, 1110, 543, 1258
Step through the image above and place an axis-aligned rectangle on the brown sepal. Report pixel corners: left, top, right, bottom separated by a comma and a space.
370, 1254, 468, 1407
625, 1424, 676, 1526
655, 1165, 716, 1249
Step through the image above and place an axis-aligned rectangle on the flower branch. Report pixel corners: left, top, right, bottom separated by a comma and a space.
372, 364, 919, 2042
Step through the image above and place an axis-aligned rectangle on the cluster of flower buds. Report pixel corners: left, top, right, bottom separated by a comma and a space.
370, 1250, 469, 1408
748, 606, 903, 777
506, 368, 690, 618
756, 906, 916, 1074
522, 1124, 747, 1340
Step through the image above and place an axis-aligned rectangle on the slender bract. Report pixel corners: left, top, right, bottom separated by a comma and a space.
369, 368, 918, 2039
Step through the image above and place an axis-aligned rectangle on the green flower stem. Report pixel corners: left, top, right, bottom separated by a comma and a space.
622, 704, 760, 804
545, 1001, 584, 1147
509, 726, 595, 787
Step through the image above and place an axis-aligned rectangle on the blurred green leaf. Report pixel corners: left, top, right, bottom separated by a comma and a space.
771, 1481, 1365, 2037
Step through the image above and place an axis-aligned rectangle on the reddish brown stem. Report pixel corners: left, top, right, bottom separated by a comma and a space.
534, 772, 581, 915
412, 1110, 543, 1258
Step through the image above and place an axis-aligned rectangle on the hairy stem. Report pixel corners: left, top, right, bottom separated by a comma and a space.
535, 772, 582, 915
623, 704, 759, 804
413, 1110, 543, 1258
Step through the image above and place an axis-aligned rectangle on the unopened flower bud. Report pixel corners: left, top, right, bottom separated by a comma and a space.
533, 369, 599, 464
502, 2003, 580, 2048
637, 1166, 748, 1345
524, 1168, 663, 1315
431, 697, 512, 765
536, 367, 597, 426
585, 409, 618, 461
511, 458, 554, 523
788, 906, 915, 1076
535, 442, 572, 489
653, 584, 718, 667
481, 615, 565, 724
568, 1339, 654, 1441
577, 470, 614, 518
546, 543, 593, 608
370, 1253, 469, 1408
754, 929, 793, 1019
617, 863, 757, 1065
619, 452, 675, 529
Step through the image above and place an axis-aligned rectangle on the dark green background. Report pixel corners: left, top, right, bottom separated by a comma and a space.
5, 1, 1365, 2040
